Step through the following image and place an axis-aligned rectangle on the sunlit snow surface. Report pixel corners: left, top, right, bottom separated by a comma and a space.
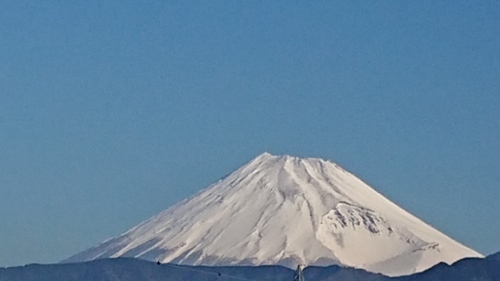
65, 153, 482, 276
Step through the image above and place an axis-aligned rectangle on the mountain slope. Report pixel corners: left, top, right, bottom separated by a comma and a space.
65, 153, 482, 276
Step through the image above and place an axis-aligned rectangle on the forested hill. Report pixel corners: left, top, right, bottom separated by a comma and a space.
0, 253, 498, 281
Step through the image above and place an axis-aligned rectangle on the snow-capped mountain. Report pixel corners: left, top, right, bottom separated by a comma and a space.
65, 153, 482, 276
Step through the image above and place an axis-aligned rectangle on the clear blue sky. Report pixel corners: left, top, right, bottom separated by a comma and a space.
1, 1, 498, 267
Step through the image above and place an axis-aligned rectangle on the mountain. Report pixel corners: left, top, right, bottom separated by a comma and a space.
0, 258, 295, 281
65, 153, 482, 276
3, 254, 500, 281
400, 252, 500, 281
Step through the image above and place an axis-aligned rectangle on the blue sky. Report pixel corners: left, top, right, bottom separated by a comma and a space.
0, 1, 499, 267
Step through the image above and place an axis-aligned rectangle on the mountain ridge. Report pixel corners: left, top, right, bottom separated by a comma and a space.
5, 254, 500, 281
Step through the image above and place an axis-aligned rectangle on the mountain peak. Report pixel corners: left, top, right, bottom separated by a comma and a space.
66, 153, 482, 277
249, 152, 335, 170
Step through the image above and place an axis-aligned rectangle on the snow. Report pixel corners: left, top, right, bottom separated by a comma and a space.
65, 152, 483, 276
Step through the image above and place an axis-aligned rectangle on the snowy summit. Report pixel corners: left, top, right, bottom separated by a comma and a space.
65, 153, 482, 276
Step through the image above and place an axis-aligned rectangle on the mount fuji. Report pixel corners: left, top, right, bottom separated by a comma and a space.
65, 153, 482, 276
